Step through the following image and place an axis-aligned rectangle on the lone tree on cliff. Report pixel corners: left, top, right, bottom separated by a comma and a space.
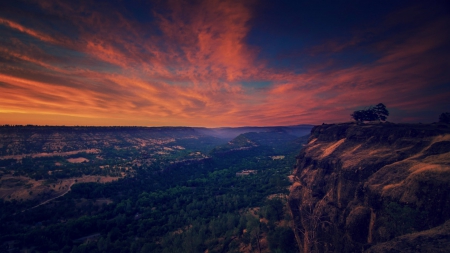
351, 103, 389, 123
439, 112, 450, 123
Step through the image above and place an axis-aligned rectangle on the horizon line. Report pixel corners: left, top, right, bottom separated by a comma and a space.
0, 123, 317, 128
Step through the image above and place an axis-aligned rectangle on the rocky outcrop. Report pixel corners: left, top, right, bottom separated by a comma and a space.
288, 123, 450, 253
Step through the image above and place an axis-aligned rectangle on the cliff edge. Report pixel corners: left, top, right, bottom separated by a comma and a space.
288, 123, 450, 253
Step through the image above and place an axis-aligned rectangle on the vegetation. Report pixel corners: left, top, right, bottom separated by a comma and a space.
0, 128, 307, 252
439, 112, 450, 123
351, 103, 389, 123
376, 202, 428, 241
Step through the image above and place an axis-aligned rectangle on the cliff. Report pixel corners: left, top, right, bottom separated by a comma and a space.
288, 122, 450, 253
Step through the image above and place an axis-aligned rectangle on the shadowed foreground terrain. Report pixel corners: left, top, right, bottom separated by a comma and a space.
289, 122, 450, 252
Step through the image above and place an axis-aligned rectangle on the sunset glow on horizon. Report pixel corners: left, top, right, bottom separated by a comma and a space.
1, 0, 449, 127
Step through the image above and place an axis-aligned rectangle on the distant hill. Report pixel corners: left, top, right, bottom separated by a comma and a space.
210, 131, 309, 155
0, 126, 211, 156
194, 125, 313, 141
0, 125, 313, 156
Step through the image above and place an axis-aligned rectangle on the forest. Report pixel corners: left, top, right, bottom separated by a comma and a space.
0, 130, 309, 253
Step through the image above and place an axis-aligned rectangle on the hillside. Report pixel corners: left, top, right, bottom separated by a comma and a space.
288, 122, 450, 253
0, 125, 313, 157
196, 125, 313, 141
211, 131, 301, 155
0, 126, 218, 157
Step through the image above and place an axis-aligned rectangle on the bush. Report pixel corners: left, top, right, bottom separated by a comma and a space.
439, 112, 450, 123
268, 227, 297, 253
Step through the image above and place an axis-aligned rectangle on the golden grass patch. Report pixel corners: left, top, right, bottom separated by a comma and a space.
320, 138, 346, 158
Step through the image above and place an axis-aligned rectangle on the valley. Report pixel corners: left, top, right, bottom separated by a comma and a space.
0, 125, 311, 253
1, 0, 447, 252
2, 122, 449, 253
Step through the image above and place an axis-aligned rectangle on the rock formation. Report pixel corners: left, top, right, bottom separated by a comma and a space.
288, 123, 450, 253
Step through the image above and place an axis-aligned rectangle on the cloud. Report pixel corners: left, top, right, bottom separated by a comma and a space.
0, 18, 58, 43
0, 0, 449, 126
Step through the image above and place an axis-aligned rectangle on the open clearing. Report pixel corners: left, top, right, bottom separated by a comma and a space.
0, 174, 119, 202
67, 157, 89, 163
0, 149, 99, 160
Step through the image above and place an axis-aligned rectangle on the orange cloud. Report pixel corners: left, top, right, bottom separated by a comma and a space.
0, 0, 449, 126
0, 18, 57, 43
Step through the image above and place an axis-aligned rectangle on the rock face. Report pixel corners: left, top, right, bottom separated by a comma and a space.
288, 123, 450, 253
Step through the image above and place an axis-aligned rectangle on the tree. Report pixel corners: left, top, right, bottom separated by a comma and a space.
265, 198, 284, 222
351, 110, 378, 123
351, 103, 389, 123
372, 103, 389, 121
439, 112, 450, 123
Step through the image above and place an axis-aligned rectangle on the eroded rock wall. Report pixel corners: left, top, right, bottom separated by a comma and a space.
288, 123, 450, 253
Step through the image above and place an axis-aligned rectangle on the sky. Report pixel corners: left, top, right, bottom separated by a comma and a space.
0, 0, 449, 127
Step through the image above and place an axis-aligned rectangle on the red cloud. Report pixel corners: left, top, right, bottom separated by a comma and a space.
0, 18, 57, 44
0, 0, 449, 126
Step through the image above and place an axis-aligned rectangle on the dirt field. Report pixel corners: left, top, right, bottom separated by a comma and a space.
0, 174, 119, 202
0, 149, 99, 160
67, 157, 90, 163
